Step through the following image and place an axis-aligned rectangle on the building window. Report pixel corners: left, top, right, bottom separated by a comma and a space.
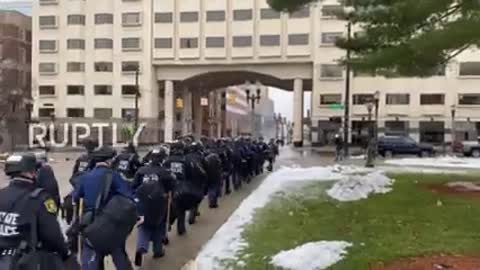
94, 85, 112, 95
260, 8, 281, 19
67, 108, 84, 118
39, 40, 57, 52
67, 85, 85, 95
122, 38, 141, 51
459, 94, 480, 105
233, 9, 252, 21
67, 14, 85, 25
206, 10, 225, 22
420, 121, 445, 144
288, 34, 309, 45
180, 12, 198, 23
122, 61, 139, 72
320, 94, 342, 105
67, 62, 85, 72
39, 0, 58, 5
39, 85, 55, 96
39, 63, 56, 74
321, 32, 342, 44
155, 12, 173, 23
420, 94, 445, 105
459, 62, 480, 76
39, 16, 57, 28
95, 13, 113, 24
320, 64, 343, 78
39, 108, 54, 117
94, 62, 113, 72
353, 94, 374, 105
289, 6, 310, 18
233, 36, 252, 47
154, 38, 173, 48
386, 94, 410, 105
180, 38, 198, 49
206, 37, 225, 48
322, 5, 342, 18
260, 35, 280, 46
122, 85, 137, 95
67, 39, 85, 49
94, 108, 113, 119
122, 13, 141, 26
121, 108, 136, 119
94, 38, 113, 49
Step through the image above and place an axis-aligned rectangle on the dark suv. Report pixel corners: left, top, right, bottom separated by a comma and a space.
378, 136, 434, 158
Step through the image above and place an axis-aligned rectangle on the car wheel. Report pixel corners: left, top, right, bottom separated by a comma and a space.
384, 150, 393, 159
420, 150, 430, 158
472, 149, 480, 158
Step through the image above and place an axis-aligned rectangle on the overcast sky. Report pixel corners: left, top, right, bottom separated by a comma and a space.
2, 2, 312, 121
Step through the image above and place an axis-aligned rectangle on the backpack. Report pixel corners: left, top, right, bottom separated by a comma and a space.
136, 173, 167, 227
82, 171, 137, 254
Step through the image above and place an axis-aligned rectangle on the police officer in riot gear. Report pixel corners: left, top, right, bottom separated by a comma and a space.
112, 143, 142, 182
163, 141, 197, 236
0, 153, 75, 269
132, 146, 175, 267
184, 142, 208, 225
36, 158, 61, 212
72, 146, 134, 270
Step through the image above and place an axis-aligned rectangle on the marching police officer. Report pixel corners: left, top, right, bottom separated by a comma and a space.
0, 153, 74, 269
184, 142, 208, 225
132, 146, 175, 267
36, 157, 61, 212
112, 143, 142, 182
72, 146, 134, 270
163, 141, 196, 236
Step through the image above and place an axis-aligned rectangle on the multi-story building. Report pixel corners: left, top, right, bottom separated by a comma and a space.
0, 10, 31, 151
315, 1, 480, 146
32, 0, 480, 146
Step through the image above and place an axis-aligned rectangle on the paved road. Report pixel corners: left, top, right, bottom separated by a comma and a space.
0, 147, 334, 270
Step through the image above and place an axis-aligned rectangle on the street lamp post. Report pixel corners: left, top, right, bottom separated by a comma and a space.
134, 67, 140, 132
365, 101, 375, 167
245, 81, 262, 138
374, 90, 380, 156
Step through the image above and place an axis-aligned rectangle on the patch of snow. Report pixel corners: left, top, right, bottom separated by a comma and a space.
270, 241, 352, 270
349, 154, 366, 160
327, 171, 394, 202
447, 181, 480, 191
195, 165, 383, 269
385, 156, 480, 170
379, 166, 467, 175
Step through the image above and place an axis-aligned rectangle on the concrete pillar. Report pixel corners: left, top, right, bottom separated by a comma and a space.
293, 78, 304, 147
208, 91, 216, 137
164, 80, 174, 142
410, 120, 420, 142
193, 91, 203, 139
182, 87, 193, 135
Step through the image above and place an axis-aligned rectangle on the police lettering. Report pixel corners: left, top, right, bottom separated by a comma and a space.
142, 174, 159, 183
0, 212, 19, 237
170, 162, 184, 174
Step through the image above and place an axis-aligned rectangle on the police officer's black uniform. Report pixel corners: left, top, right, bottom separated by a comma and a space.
0, 153, 73, 269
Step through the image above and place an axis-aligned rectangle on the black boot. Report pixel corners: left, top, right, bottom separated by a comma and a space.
134, 251, 143, 267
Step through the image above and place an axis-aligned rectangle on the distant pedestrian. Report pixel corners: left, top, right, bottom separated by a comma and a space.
334, 133, 344, 162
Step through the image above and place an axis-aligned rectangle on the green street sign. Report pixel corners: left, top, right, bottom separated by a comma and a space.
329, 103, 345, 111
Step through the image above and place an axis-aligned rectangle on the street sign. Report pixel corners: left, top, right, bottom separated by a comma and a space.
200, 97, 208, 106
329, 103, 345, 111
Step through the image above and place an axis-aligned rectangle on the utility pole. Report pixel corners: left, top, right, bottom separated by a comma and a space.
343, 21, 352, 158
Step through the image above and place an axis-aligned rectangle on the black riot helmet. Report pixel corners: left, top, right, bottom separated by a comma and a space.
4, 153, 38, 177
82, 139, 98, 153
148, 146, 168, 165
169, 140, 185, 155
187, 141, 203, 153
91, 145, 117, 163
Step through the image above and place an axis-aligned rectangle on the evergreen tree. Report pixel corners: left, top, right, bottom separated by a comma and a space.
269, 0, 480, 77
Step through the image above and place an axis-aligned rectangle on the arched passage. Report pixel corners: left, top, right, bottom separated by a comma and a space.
159, 68, 311, 146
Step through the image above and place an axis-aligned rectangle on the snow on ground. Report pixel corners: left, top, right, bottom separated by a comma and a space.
270, 241, 352, 270
385, 156, 480, 170
195, 165, 388, 269
327, 171, 394, 202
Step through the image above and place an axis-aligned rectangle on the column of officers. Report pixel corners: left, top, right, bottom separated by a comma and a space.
0, 135, 280, 270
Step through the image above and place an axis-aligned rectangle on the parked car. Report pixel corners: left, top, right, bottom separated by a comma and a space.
453, 140, 480, 157
378, 136, 434, 158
